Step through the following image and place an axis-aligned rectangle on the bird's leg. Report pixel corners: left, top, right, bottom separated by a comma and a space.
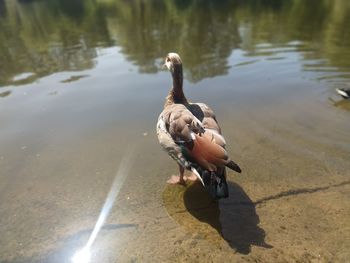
184, 171, 198, 182
167, 164, 186, 185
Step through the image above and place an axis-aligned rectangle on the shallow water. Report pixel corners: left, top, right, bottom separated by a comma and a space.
0, 0, 350, 262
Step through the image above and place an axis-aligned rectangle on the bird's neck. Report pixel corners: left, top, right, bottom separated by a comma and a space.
165, 65, 187, 107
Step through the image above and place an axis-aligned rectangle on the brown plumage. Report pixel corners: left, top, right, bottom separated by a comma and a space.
157, 53, 241, 199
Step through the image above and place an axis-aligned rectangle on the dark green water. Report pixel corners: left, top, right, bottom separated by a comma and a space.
0, 0, 350, 262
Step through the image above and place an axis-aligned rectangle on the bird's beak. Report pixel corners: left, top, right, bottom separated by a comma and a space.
160, 62, 168, 71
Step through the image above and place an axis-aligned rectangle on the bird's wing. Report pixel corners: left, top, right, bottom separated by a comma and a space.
192, 102, 226, 147
157, 114, 205, 184
157, 103, 215, 171
156, 108, 191, 169
157, 103, 241, 173
157, 104, 229, 170
161, 104, 205, 142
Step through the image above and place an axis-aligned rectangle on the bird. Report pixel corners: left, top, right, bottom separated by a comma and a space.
156, 52, 241, 199
336, 88, 350, 99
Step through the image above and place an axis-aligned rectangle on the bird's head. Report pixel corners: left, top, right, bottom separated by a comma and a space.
164, 52, 182, 74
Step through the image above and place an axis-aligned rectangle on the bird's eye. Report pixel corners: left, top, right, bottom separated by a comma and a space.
166, 57, 171, 62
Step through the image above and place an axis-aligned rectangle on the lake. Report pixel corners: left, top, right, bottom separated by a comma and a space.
0, 0, 350, 262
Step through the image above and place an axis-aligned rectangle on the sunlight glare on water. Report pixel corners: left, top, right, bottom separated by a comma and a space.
71, 147, 134, 263
71, 247, 91, 263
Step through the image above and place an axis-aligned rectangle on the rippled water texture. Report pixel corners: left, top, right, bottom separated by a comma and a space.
0, 0, 350, 262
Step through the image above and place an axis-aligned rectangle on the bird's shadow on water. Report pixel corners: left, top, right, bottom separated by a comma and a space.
183, 182, 272, 254
183, 179, 350, 254
329, 97, 350, 111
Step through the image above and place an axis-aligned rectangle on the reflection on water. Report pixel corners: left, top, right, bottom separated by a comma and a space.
0, 90, 11, 97
0, 0, 350, 87
60, 75, 89, 83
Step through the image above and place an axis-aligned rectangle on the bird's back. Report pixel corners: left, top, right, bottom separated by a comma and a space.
158, 101, 228, 169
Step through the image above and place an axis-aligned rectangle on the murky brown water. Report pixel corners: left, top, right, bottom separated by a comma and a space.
1, 0, 350, 262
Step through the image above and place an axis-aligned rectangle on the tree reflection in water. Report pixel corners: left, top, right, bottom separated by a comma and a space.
0, 0, 350, 87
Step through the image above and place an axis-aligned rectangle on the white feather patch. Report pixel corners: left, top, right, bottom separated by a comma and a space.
157, 117, 167, 133
190, 132, 196, 140
205, 128, 227, 145
191, 167, 204, 186
336, 88, 349, 98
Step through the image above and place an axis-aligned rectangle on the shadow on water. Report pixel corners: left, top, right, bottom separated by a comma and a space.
253, 180, 350, 205
183, 182, 272, 254
330, 98, 350, 111
167, 179, 350, 255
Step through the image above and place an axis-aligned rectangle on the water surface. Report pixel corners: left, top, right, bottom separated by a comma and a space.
0, 0, 350, 262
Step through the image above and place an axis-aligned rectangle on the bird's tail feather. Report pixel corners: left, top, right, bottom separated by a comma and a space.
201, 168, 228, 199
226, 160, 241, 173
